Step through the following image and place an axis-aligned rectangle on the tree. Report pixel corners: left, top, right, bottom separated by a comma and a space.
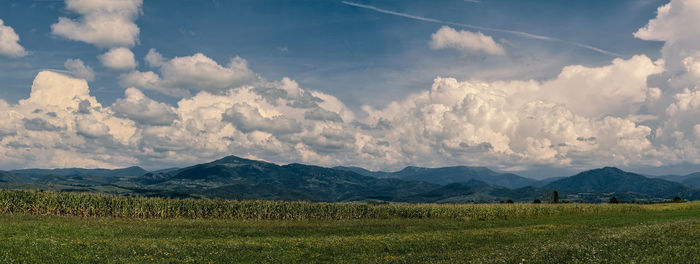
533, 199, 541, 204
506, 199, 514, 204
609, 196, 619, 204
552, 190, 559, 204
673, 196, 683, 203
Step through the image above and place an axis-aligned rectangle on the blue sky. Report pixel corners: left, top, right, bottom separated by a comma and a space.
0, 0, 698, 177
1, 0, 666, 106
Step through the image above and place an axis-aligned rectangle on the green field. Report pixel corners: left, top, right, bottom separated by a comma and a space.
1, 191, 699, 263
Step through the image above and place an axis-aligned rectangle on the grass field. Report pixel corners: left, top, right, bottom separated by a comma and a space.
0, 191, 699, 263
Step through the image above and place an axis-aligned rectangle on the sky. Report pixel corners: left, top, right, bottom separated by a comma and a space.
0, 0, 698, 178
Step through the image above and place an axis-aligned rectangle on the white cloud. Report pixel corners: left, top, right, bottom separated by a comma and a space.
120, 70, 164, 92
76, 117, 110, 138
630, 0, 700, 165
634, 1, 700, 44
538, 55, 664, 117
160, 53, 256, 91
111, 88, 177, 126
4, 0, 700, 171
99, 47, 137, 70
634, 0, 700, 76
430, 26, 505, 55
51, 0, 142, 48
358, 75, 661, 168
666, 88, 700, 116
0, 47, 698, 171
0, 71, 138, 169
144, 48, 164, 67
64, 58, 95, 81
223, 103, 303, 135
22, 70, 94, 109
0, 18, 27, 57
123, 50, 257, 95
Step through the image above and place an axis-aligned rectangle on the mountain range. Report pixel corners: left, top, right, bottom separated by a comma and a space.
1, 155, 699, 203
333, 165, 538, 189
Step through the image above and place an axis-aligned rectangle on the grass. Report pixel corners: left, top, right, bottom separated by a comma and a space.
0, 190, 699, 263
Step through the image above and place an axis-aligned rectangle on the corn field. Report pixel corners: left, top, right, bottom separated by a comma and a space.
0, 190, 693, 221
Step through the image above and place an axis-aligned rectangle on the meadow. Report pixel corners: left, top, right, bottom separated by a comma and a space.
0, 190, 699, 263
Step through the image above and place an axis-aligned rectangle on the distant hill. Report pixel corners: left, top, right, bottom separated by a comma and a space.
652, 174, 686, 182
1, 157, 699, 203
544, 167, 698, 200
681, 172, 700, 188
11, 166, 148, 178
334, 165, 539, 189
0, 171, 26, 183
647, 172, 700, 187
133, 156, 439, 202
533, 176, 567, 187
332, 166, 392, 178
400, 180, 544, 203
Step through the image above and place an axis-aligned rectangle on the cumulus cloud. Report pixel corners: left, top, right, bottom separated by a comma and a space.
76, 117, 110, 138
666, 88, 700, 116
120, 70, 165, 92
162, 53, 255, 90
111, 88, 177, 126
0, 68, 355, 169
99, 47, 137, 70
223, 103, 302, 135
0, 18, 27, 57
430, 26, 505, 55
144, 48, 163, 67
64, 58, 95, 81
51, 0, 142, 48
0, 71, 138, 168
0, 56, 692, 171
635, 0, 700, 80
358, 74, 662, 168
631, 0, 700, 164
304, 107, 343, 123
122, 50, 258, 95
2, 0, 700, 170
23, 118, 61, 131
538, 55, 664, 117
23, 70, 94, 108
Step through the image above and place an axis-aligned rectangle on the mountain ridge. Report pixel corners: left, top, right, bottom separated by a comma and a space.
11, 166, 148, 178
334, 165, 539, 189
1, 155, 699, 203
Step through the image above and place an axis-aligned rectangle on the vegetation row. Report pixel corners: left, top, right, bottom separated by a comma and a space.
1, 190, 697, 221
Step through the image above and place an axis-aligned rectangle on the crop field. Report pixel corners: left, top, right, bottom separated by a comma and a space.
0, 190, 699, 263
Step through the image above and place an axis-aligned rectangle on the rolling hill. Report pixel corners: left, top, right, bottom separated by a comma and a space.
655, 172, 700, 188
1, 156, 699, 203
544, 167, 699, 201
682, 173, 700, 188
335, 165, 539, 189
400, 180, 544, 203
11, 166, 148, 178
133, 156, 439, 202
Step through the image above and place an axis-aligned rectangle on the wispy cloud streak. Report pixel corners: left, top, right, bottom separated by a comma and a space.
341, 1, 621, 57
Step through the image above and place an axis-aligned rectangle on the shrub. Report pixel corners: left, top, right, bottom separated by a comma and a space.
609, 197, 619, 204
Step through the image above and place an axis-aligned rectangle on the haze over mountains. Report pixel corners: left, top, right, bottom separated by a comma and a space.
1, 155, 699, 203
